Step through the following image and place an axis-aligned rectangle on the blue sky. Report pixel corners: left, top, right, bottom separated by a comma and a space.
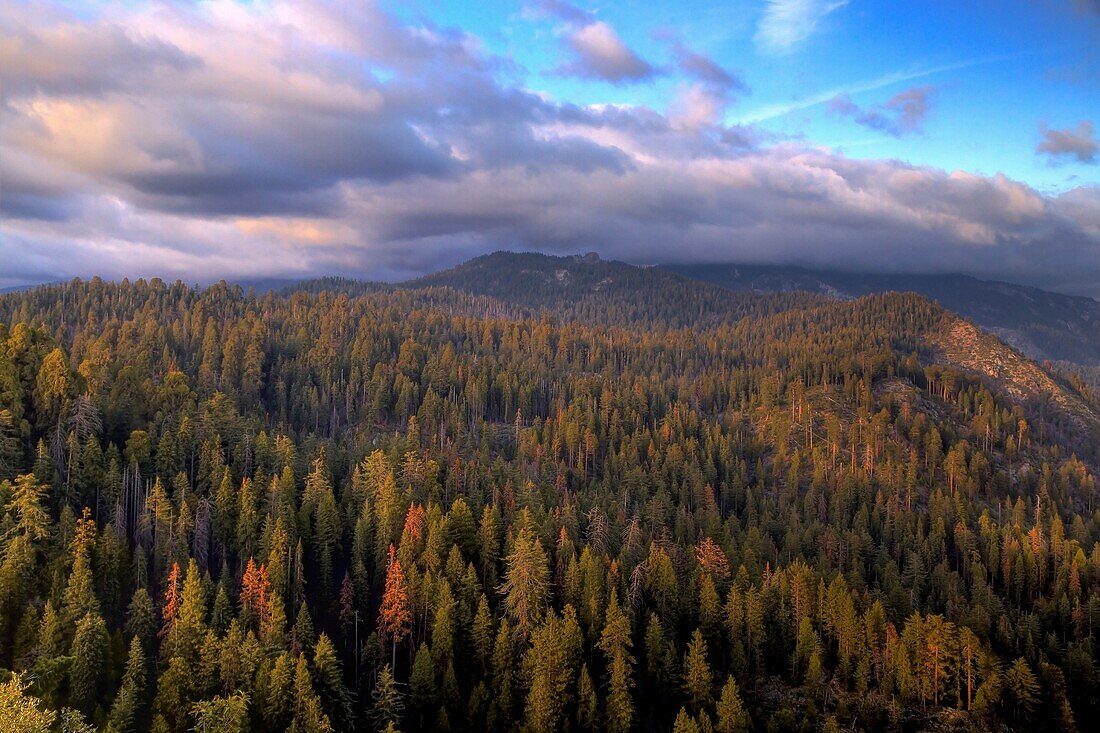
1, 0, 1097, 294
409, 0, 1097, 192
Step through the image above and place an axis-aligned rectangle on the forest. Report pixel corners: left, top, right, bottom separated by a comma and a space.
0, 271, 1097, 732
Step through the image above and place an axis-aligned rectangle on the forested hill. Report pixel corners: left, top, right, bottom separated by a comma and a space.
284, 252, 1100, 369
662, 263, 1100, 367
0, 273, 1098, 733
285, 252, 831, 331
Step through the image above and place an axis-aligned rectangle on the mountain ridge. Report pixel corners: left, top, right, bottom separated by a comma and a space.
661, 262, 1100, 366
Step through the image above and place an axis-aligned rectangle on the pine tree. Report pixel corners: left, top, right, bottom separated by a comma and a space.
257, 652, 296, 731
522, 607, 582, 733
471, 593, 494, 675
108, 636, 148, 733
312, 487, 340, 594
7, 473, 50, 541
576, 663, 599, 732
431, 577, 456, 668
410, 642, 437, 726
159, 562, 182, 642
370, 665, 404, 730
0, 674, 55, 733
644, 612, 674, 688
489, 617, 516, 730
598, 589, 635, 733
191, 692, 249, 733
1005, 657, 1038, 722
290, 654, 334, 733
501, 527, 550, 639
311, 634, 354, 731
239, 558, 270, 631
673, 707, 701, 733
715, 676, 751, 733
338, 572, 356, 642
166, 558, 206, 661
62, 541, 99, 634
152, 654, 197, 731
125, 587, 157, 647
683, 628, 713, 713
378, 546, 412, 668
68, 611, 107, 714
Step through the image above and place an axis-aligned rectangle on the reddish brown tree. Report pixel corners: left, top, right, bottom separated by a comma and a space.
378, 545, 411, 668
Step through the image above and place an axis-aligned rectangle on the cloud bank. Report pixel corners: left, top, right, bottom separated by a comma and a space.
0, 0, 1098, 297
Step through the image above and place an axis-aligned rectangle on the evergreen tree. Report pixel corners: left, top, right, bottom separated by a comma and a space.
715, 676, 751, 733
501, 527, 550, 639
68, 611, 107, 715
683, 628, 713, 713
108, 636, 148, 733
370, 666, 404, 731
598, 589, 635, 733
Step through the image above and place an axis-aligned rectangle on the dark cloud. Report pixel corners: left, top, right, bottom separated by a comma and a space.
828, 86, 934, 137
0, 1, 1097, 298
0, 22, 201, 98
1037, 121, 1098, 164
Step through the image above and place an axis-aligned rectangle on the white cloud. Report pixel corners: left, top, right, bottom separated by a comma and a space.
558, 20, 657, 83
754, 0, 849, 55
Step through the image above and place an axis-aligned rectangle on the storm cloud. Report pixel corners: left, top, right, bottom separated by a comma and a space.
0, 0, 1097, 297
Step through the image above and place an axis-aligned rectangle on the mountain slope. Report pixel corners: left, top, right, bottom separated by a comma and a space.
404, 251, 831, 329
281, 253, 1100, 457
662, 263, 1100, 366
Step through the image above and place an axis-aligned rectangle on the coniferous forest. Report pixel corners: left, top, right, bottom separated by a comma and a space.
0, 266, 1098, 732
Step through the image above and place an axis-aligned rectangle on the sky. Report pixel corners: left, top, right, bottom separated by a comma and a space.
1, 0, 1098, 296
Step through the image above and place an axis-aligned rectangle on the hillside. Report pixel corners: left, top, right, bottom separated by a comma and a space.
663, 263, 1100, 366
0, 265, 1097, 733
404, 251, 828, 329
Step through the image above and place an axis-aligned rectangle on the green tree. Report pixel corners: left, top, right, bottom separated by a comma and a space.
311, 634, 354, 731
191, 693, 249, 733
1005, 657, 1038, 722
410, 642, 437, 726
370, 665, 404, 731
68, 611, 107, 715
598, 589, 635, 733
108, 636, 148, 733
673, 707, 700, 733
683, 629, 713, 713
715, 676, 751, 733
576, 664, 599, 732
501, 527, 550, 639
522, 607, 582, 733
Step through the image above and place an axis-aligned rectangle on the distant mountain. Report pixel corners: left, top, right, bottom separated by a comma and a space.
662, 263, 1100, 366
408, 250, 715, 309
228, 277, 306, 293
287, 251, 830, 329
